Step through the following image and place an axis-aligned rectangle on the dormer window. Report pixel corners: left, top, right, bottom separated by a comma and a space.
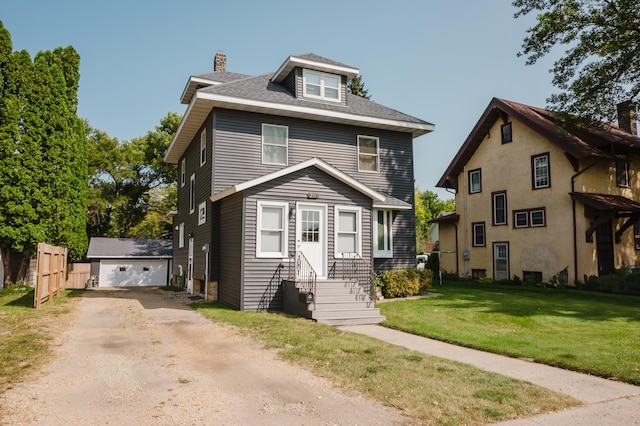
303, 69, 340, 102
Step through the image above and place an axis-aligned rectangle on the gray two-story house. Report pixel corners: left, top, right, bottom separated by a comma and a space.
164, 52, 433, 321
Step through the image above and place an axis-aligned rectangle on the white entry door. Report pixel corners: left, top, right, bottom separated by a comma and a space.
296, 203, 327, 278
187, 237, 194, 294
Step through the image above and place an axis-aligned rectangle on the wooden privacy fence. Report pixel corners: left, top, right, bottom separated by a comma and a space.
34, 243, 68, 309
66, 263, 91, 289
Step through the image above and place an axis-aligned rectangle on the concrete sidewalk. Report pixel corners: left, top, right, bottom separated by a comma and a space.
339, 324, 640, 425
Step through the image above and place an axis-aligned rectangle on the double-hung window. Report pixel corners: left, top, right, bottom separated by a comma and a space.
492, 191, 507, 225
257, 201, 288, 258
469, 169, 481, 193
532, 153, 550, 189
198, 201, 207, 225
373, 209, 393, 257
303, 69, 340, 101
200, 129, 206, 166
472, 222, 485, 246
513, 208, 546, 228
358, 135, 379, 172
616, 160, 630, 187
262, 124, 288, 165
189, 174, 195, 214
335, 206, 362, 258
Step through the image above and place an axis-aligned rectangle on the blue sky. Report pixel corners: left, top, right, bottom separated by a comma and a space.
2, 1, 558, 200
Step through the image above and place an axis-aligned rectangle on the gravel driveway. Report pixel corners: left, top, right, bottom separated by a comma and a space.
0, 287, 405, 425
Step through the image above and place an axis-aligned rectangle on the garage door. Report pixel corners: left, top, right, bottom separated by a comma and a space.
99, 260, 168, 287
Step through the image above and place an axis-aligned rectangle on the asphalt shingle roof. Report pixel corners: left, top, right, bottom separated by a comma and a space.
87, 238, 172, 259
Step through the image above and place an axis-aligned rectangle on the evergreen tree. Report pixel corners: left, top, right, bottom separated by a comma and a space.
0, 21, 87, 282
348, 75, 370, 100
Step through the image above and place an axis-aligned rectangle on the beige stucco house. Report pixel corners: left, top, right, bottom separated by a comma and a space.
434, 98, 640, 284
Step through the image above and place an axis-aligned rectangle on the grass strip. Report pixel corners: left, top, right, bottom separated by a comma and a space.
193, 302, 578, 425
0, 287, 80, 393
380, 281, 640, 385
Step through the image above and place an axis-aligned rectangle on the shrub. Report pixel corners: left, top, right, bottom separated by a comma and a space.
376, 268, 432, 298
582, 269, 640, 296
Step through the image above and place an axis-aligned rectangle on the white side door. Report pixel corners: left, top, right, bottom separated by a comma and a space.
187, 237, 194, 294
296, 203, 327, 278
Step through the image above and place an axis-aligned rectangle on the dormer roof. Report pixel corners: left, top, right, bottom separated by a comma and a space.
270, 53, 359, 84
436, 97, 640, 190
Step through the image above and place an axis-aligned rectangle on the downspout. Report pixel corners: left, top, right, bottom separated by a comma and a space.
571, 162, 596, 284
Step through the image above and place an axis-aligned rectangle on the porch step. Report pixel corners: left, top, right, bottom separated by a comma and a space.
313, 300, 375, 310
315, 316, 386, 326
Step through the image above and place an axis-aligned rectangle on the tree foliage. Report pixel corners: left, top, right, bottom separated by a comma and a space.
514, 0, 640, 122
0, 21, 86, 282
415, 188, 455, 253
86, 112, 180, 239
347, 74, 371, 99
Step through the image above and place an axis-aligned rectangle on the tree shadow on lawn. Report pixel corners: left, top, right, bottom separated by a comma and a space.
426, 283, 640, 322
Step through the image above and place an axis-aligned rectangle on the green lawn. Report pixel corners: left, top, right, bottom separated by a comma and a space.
379, 281, 640, 385
193, 302, 578, 425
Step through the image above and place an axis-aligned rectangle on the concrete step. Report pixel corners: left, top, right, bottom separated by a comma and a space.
313, 300, 375, 310
315, 315, 386, 326
313, 292, 371, 303
311, 307, 383, 320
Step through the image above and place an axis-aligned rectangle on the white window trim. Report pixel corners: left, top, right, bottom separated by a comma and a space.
178, 223, 184, 248
514, 211, 529, 228
261, 123, 288, 166
256, 201, 289, 258
530, 209, 545, 227
373, 209, 393, 258
198, 201, 207, 225
357, 135, 379, 173
180, 158, 186, 187
189, 174, 195, 214
472, 222, 485, 247
469, 169, 481, 193
334, 205, 362, 258
533, 154, 550, 189
493, 192, 507, 225
200, 128, 206, 166
302, 69, 341, 102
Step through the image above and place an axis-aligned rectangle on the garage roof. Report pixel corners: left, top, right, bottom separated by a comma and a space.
87, 238, 172, 259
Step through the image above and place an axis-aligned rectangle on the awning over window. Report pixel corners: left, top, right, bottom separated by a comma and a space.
570, 192, 640, 243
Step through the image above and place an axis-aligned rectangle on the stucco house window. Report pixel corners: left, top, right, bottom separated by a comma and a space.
492, 191, 507, 225
472, 222, 485, 246
616, 160, 630, 187
501, 122, 512, 144
532, 153, 550, 189
469, 169, 481, 193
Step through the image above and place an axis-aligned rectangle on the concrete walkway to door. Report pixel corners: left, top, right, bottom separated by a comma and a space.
340, 324, 640, 425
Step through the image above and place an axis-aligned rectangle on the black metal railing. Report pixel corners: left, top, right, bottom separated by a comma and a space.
288, 251, 317, 308
340, 252, 377, 303
258, 263, 284, 311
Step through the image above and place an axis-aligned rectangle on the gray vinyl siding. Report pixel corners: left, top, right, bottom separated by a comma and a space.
218, 192, 243, 309
374, 209, 416, 271
212, 108, 414, 202
173, 112, 213, 284
211, 108, 415, 271
241, 167, 372, 311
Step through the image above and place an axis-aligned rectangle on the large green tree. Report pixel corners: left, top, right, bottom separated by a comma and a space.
87, 112, 180, 239
514, 0, 640, 122
415, 188, 455, 253
0, 21, 87, 283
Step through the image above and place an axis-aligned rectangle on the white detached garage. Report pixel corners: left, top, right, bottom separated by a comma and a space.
87, 238, 173, 287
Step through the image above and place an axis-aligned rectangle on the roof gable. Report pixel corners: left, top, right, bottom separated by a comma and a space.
210, 157, 386, 204
436, 97, 640, 190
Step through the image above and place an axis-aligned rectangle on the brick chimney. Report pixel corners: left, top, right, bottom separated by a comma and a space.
617, 101, 637, 135
214, 51, 226, 72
